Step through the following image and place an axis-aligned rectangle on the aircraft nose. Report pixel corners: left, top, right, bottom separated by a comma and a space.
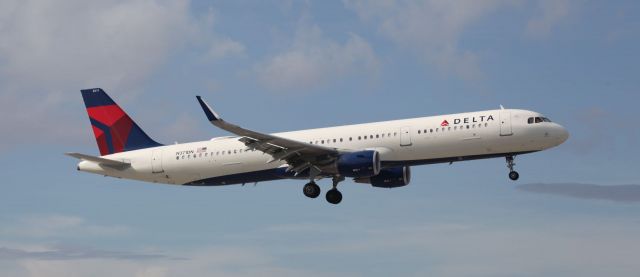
556, 124, 569, 145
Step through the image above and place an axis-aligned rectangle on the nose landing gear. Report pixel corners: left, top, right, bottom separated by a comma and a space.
506, 156, 519, 181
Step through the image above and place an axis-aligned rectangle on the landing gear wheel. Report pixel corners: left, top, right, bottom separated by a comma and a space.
325, 189, 342, 205
505, 156, 519, 181
508, 171, 520, 181
303, 182, 321, 198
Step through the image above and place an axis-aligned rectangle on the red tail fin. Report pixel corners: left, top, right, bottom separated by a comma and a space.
81, 88, 162, 156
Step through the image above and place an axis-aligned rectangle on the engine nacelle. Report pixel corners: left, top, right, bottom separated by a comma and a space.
336, 150, 381, 178
355, 166, 411, 188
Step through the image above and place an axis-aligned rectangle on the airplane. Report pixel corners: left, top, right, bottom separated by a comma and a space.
67, 88, 569, 204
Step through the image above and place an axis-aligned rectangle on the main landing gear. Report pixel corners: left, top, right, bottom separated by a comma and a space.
506, 156, 519, 181
325, 176, 345, 205
303, 182, 321, 198
303, 176, 345, 205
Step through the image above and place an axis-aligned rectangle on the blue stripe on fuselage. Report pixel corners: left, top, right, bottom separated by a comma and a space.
182, 151, 539, 186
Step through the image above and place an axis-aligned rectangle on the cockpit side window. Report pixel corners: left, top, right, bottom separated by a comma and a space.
542, 117, 552, 122
527, 117, 534, 124
535, 117, 542, 123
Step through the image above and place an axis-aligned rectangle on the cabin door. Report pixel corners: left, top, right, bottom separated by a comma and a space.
499, 110, 513, 136
400, 126, 412, 146
151, 149, 164, 173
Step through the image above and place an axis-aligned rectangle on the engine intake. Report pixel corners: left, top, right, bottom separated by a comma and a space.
336, 150, 381, 177
355, 166, 411, 188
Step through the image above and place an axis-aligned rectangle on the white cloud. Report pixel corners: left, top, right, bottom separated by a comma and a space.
0, 0, 244, 150
270, 221, 640, 277
0, 246, 327, 277
344, 0, 511, 80
206, 37, 246, 60
526, 0, 571, 39
3, 219, 640, 276
1, 215, 130, 238
256, 24, 379, 92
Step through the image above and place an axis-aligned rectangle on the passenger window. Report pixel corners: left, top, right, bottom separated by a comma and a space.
364, 136, 367, 140
484, 123, 488, 127
430, 129, 433, 133
376, 134, 379, 138
358, 136, 361, 140
418, 130, 421, 134
466, 125, 469, 129
349, 137, 352, 141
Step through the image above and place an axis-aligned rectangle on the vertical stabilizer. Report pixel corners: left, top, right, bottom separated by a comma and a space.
80, 88, 162, 156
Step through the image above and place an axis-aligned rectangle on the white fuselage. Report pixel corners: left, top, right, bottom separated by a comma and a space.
77, 109, 568, 185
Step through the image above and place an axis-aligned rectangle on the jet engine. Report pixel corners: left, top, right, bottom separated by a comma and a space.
335, 150, 381, 177
355, 166, 411, 188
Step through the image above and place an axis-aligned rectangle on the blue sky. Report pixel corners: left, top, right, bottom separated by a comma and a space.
1, 0, 640, 276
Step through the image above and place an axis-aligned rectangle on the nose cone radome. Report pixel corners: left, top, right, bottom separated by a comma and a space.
555, 124, 569, 145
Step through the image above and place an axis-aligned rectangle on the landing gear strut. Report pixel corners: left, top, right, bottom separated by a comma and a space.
506, 156, 519, 181
325, 176, 344, 205
303, 182, 321, 198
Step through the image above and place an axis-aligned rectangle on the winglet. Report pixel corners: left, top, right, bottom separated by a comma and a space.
196, 96, 222, 122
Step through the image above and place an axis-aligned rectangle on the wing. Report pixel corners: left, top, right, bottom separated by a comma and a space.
196, 96, 340, 177
65, 152, 131, 170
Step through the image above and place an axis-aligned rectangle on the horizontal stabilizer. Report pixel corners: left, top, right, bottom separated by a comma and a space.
65, 152, 130, 169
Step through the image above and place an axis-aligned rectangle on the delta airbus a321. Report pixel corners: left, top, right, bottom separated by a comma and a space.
67, 88, 569, 204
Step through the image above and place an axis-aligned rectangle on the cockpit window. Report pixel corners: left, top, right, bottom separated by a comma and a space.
528, 116, 552, 124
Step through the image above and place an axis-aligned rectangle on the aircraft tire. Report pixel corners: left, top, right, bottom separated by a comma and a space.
325, 189, 342, 205
303, 182, 321, 198
509, 171, 520, 181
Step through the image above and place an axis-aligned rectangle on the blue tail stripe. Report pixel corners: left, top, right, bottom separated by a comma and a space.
125, 124, 162, 151
90, 118, 115, 154
81, 88, 116, 108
